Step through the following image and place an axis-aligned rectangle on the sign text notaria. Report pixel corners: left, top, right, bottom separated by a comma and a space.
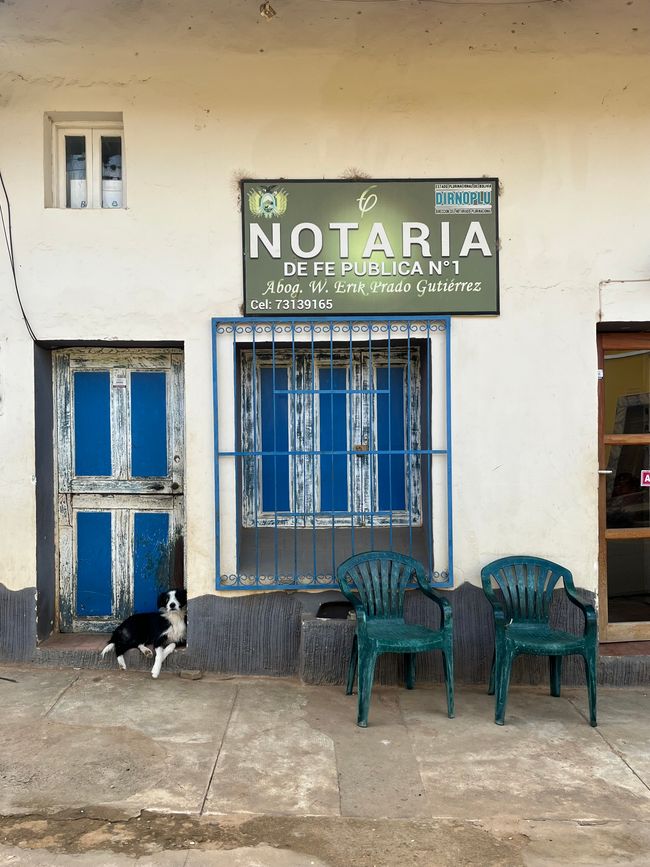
242, 178, 500, 316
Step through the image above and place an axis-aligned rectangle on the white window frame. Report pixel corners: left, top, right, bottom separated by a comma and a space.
53, 121, 126, 209
240, 346, 422, 528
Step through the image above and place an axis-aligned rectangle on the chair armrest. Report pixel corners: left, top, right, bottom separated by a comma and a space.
336, 574, 367, 620
481, 582, 509, 630
350, 605, 368, 636
337, 579, 368, 634
563, 584, 597, 637
415, 580, 452, 630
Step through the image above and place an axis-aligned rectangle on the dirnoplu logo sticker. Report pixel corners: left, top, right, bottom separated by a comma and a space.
434, 182, 492, 214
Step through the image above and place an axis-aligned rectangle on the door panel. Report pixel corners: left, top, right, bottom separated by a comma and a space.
73, 372, 112, 476
133, 511, 171, 613
76, 511, 112, 616
55, 349, 184, 632
60, 500, 182, 631
131, 371, 168, 477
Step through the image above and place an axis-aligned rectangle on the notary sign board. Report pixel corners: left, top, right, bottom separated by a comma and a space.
242, 178, 499, 316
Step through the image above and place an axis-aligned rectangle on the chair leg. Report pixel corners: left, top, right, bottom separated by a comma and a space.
346, 635, 358, 696
405, 653, 416, 690
495, 648, 515, 726
441, 643, 455, 719
550, 655, 562, 697
488, 649, 496, 696
357, 648, 378, 727
583, 651, 597, 727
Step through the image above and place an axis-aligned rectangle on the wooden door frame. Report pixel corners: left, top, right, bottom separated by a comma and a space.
598, 331, 650, 641
53, 347, 185, 632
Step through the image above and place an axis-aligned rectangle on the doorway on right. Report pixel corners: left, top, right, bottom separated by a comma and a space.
599, 332, 650, 641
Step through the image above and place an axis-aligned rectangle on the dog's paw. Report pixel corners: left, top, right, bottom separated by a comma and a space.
141, 647, 153, 658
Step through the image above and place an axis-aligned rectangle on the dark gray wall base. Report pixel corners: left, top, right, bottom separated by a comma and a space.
5, 581, 650, 687
182, 591, 305, 675
300, 582, 601, 687
0, 584, 37, 662
598, 654, 650, 687
35, 592, 314, 675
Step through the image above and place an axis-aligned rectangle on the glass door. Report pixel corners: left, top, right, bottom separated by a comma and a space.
599, 333, 650, 641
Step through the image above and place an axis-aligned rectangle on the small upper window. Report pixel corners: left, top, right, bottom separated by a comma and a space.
49, 117, 125, 209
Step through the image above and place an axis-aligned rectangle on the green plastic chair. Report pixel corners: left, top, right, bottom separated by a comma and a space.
481, 556, 597, 726
336, 551, 454, 727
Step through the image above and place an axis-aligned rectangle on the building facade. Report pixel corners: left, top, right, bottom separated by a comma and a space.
1, 0, 649, 683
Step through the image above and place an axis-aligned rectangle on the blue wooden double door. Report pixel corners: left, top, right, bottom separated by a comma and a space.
54, 349, 184, 632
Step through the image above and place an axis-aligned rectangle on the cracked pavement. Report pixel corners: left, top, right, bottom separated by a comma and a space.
1, 665, 649, 865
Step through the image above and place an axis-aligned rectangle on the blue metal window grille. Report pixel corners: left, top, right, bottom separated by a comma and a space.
240, 346, 421, 528
212, 317, 453, 590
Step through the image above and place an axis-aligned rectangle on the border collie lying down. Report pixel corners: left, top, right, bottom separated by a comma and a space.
101, 589, 187, 678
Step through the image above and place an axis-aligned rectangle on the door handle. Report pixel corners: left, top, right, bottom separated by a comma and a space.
598, 469, 613, 475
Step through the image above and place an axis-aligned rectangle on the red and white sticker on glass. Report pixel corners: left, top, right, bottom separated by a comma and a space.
641, 470, 650, 488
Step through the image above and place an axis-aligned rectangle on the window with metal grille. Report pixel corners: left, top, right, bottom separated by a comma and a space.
240, 346, 421, 528
212, 318, 452, 589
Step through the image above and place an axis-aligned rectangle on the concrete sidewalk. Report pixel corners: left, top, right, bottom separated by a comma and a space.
1, 664, 650, 866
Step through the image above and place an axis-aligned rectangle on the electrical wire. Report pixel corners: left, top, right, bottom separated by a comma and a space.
0, 169, 38, 342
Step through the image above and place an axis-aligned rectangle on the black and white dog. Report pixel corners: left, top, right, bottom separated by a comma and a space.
101, 589, 187, 679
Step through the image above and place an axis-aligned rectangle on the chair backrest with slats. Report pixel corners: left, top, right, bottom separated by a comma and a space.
481, 556, 571, 623
336, 551, 422, 619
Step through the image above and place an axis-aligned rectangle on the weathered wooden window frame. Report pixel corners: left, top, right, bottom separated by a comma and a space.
240, 346, 422, 528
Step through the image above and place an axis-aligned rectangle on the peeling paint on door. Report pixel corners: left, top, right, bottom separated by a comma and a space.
54, 348, 184, 632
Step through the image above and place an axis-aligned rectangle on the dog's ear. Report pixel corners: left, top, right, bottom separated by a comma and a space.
157, 591, 169, 610
176, 588, 188, 607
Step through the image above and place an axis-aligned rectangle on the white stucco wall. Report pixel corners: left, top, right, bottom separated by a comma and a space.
1, 0, 649, 597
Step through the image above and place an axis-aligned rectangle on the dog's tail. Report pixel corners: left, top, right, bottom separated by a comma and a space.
100, 642, 115, 658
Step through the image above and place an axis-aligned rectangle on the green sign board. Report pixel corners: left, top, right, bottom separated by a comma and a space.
242, 178, 499, 316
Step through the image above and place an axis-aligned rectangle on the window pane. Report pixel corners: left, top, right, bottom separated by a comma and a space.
376, 366, 406, 511
606, 444, 650, 529
260, 366, 290, 512
607, 538, 650, 622
319, 367, 348, 513
101, 135, 123, 208
604, 350, 650, 434
65, 135, 87, 208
